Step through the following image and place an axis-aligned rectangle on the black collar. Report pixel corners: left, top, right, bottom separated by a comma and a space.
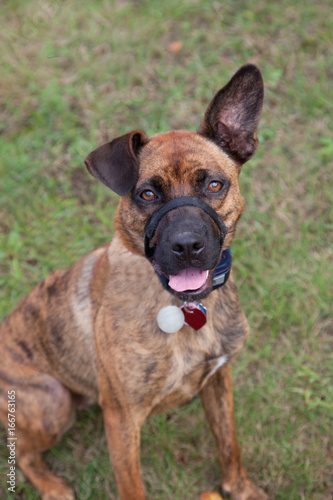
212, 247, 232, 289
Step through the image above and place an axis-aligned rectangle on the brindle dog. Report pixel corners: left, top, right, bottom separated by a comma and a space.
0, 64, 268, 499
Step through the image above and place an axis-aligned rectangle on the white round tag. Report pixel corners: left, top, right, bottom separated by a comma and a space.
157, 306, 185, 334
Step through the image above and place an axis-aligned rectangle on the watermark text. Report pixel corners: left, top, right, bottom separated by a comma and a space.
7, 390, 16, 493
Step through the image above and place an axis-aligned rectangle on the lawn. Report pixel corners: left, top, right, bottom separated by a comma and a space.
0, 0, 332, 499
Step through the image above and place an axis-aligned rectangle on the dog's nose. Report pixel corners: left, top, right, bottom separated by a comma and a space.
171, 232, 205, 261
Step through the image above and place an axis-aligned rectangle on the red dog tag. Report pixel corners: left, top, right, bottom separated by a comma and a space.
180, 302, 207, 331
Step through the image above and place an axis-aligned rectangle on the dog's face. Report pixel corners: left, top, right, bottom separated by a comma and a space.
121, 131, 241, 300
85, 64, 263, 301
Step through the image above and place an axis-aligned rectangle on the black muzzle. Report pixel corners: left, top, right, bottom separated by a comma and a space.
144, 196, 226, 261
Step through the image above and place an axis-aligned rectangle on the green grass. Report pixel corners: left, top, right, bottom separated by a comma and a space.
0, 0, 332, 498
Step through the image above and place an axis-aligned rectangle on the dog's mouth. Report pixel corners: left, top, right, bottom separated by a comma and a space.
153, 260, 214, 300
168, 268, 209, 292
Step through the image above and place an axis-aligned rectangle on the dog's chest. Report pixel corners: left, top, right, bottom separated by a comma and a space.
99, 295, 228, 411
139, 325, 229, 413
101, 241, 234, 410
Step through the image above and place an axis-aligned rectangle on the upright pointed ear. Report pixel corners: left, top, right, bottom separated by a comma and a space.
85, 130, 149, 196
198, 64, 264, 166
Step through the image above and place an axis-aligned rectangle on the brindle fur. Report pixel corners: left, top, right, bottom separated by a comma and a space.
0, 65, 268, 499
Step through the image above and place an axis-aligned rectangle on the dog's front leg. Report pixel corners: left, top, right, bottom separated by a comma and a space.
200, 363, 268, 500
102, 402, 146, 500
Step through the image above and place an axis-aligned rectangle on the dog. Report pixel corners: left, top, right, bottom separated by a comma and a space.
0, 64, 268, 500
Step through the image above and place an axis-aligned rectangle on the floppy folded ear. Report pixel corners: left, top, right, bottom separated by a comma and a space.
198, 64, 264, 165
85, 130, 149, 196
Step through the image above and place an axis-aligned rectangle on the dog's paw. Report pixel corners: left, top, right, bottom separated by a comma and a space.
42, 482, 75, 500
200, 492, 224, 500
222, 480, 269, 500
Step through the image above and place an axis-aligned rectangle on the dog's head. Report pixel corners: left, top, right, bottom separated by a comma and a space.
85, 64, 263, 300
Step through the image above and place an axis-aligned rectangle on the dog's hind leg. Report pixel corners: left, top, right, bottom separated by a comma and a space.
0, 369, 76, 500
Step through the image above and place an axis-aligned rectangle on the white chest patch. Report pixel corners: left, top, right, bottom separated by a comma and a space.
197, 354, 228, 392
208, 355, 228, 378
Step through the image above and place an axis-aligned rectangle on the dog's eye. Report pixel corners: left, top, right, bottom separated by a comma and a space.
208, 181, 223, 192
140, 190, 156, 201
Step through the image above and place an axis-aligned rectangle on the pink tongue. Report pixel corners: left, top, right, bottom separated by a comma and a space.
168, 268, 208, 292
